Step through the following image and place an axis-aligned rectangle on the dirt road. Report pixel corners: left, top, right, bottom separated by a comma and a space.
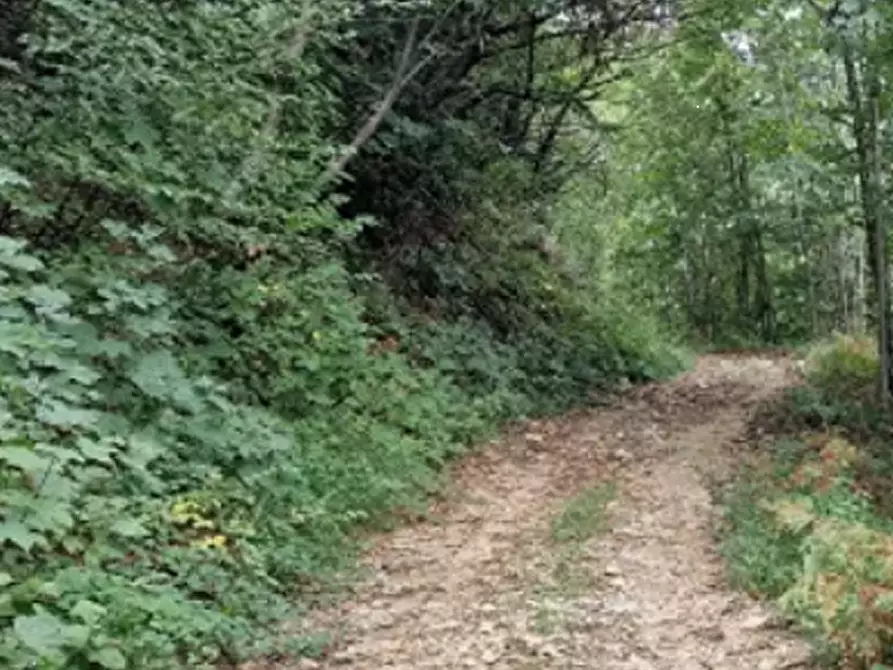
262, 355, 812, 670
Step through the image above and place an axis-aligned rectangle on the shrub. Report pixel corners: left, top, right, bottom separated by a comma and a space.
803, 334, 879, 403
722, 434, 893, 668
0, 232, 495, 670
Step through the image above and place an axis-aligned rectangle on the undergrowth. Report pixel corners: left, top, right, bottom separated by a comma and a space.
0, 0, 696, 665
720, 434, 893, 668
722, 335, 893, 669
0, 4, 689, 668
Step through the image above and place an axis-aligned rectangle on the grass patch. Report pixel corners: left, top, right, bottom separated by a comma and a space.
720, 473, 803, 598
551, 483, 617, 544
530, 482, 618, 614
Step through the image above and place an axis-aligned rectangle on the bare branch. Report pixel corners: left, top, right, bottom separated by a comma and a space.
321, 0, 467, 186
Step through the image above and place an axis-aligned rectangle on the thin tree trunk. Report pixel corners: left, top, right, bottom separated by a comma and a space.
842, 39, 890, 402
737, 231, 751, 327
793, 184, 819, 336
856, 226, 866, 333
753, 226, 775, 342
867, 67, 891, 402
839, 231, 850, 332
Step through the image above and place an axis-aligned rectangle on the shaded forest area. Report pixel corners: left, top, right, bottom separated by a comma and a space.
1, 0, 893, 668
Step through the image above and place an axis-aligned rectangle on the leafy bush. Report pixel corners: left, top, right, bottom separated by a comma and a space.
804, 335, 879, 403
0, 2, 687, 668
0, 228, 501, 669
0, 200, 682, 669
370, 159, 690, 414
721, 435, 893, 668
0, 187, 685, 670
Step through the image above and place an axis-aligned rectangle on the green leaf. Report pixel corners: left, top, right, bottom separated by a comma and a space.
125, 434, 162, 468
13, 610, 66, 656
0, 446, 52, 474
70, 599, 106, 624
0, 253, 44, 273
63, 363, 102, 386
89, 646, 128, 670
37, 580, 62, 599
63, 624, 91, 648
76, 437, 116, 464
35, 443, 84, 465
129, 350, 201, 412
0, 235, 43, 272
0, 57, 21, 74
0, 572, 12, 587
26, 285, 73, 313
0, 520, 45, 551
110, 517, 150, 539
36, 400, 99, 429
0, 168, 29, 188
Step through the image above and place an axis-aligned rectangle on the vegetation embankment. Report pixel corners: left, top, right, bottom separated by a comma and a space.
0, 2, 686, 669
722, 337, 893, 668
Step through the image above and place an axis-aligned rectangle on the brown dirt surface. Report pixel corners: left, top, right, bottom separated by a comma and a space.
249, 355, 813, 670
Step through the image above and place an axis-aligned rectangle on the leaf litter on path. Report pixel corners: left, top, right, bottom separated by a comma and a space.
245, 355, 812, 670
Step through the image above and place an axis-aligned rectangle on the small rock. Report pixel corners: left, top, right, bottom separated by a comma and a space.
331, 650, 355, 665
719, 597, 738, 615
482, 648, 502, 665
740, 612, 774, 631
517, 633, 545, 651
604, 563, 622, 577
699, 625, 725, 642
780, 649, 813, 668
296, 660, 321, 670
613, 448, 633, 462
538, 643, 560, 659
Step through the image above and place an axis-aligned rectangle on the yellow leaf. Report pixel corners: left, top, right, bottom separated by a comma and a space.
191, 534, 227, 549
815, 572, 847, 631
762, 497, 815, 532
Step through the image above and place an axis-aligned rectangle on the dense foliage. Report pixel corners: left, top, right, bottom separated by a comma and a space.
722, 339, 893, 668
0, 1, 687, 668
602, 0, 893, 357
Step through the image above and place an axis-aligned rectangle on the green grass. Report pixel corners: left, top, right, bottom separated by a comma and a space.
531, 482, 618, 609
551, 483, 617, 544
718, 468, 803, 598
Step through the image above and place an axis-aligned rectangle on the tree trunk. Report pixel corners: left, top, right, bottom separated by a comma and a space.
867, 67, 891, 402
843, 39, 890, 402
753, 226, 776, 342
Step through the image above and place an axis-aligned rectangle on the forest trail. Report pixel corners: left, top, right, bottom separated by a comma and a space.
266, 356, 814, 670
